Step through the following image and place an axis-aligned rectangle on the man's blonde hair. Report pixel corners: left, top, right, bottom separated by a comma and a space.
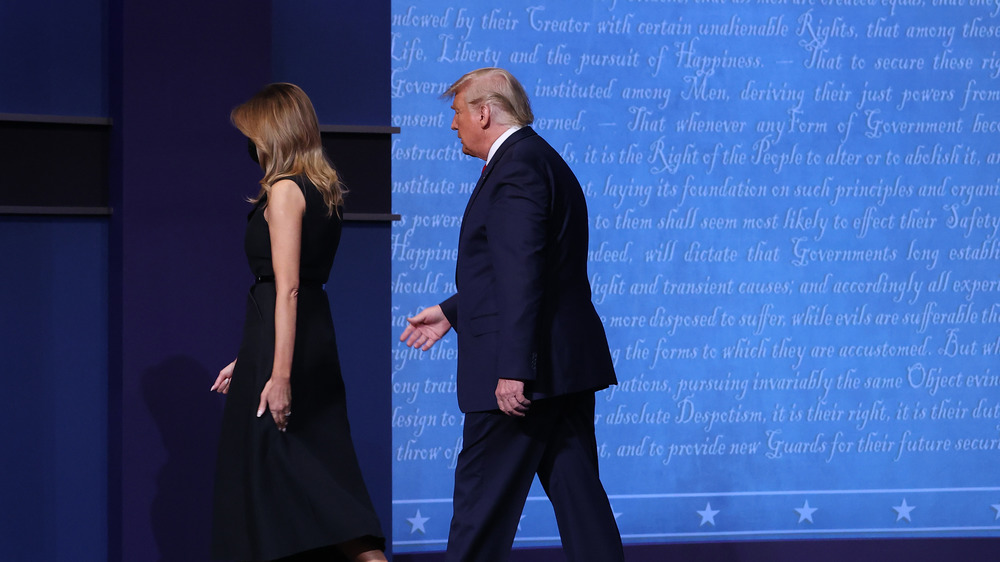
444, 68, 534, 127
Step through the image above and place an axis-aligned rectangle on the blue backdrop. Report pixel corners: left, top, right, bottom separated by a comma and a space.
389, 2, 1000, 553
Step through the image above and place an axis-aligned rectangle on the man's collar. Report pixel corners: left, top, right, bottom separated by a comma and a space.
486, 126, 523, 165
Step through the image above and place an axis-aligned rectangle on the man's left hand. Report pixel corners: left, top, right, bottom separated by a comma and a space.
496, 378, 531, 417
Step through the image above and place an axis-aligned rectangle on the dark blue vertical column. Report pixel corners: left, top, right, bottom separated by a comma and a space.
0, 1, 110, 561
0, 0, 106, 115
109, 2, 272, 560
271, 1, 390, 126
272, 1, 395, 551
0, 217, 109, 561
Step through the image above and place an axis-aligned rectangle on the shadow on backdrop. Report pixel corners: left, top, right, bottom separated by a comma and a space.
143, 355, 224, 562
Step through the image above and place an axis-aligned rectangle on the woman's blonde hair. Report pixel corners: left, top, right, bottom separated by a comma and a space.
231, 83, 344, 215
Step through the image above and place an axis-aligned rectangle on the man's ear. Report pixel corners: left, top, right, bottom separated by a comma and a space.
479, 104, 491, 129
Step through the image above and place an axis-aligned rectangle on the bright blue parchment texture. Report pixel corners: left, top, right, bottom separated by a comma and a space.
389, 1, 1000, 552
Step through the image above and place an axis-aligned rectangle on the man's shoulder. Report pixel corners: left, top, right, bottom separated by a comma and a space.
512, 126, 540, 144
500, 127, 557, 159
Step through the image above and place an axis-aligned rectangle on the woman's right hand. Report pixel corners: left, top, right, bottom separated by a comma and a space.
211, 359, 237, 394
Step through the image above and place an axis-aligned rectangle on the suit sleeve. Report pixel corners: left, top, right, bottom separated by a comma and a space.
486, 157, 550, 382
440, 293, 459, 331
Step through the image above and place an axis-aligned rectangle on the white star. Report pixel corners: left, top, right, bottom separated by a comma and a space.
893, 499, 915, 522
795, 500, 818, 524
992, 504, 1000, 520
517, 514, 526, 531
407, 509, 430, 534
697, 502, 720, 526
612, 506, 623, 520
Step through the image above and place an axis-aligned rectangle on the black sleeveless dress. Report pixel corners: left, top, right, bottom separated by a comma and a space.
212, 177, 384, 561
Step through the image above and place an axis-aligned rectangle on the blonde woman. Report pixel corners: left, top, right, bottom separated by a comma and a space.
211, 83, 385, 562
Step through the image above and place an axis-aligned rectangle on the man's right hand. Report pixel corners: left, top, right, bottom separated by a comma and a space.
401, 305, 452, 351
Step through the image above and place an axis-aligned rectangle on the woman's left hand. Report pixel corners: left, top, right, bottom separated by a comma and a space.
257, 376, 292, 432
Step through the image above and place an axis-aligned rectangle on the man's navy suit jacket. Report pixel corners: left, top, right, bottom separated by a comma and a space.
440, 127, 618, 413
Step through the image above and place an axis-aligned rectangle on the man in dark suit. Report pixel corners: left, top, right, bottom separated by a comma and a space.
401, 67, 624, 562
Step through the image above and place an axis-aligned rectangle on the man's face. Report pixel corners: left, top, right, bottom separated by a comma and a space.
451, 89, 485, 160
